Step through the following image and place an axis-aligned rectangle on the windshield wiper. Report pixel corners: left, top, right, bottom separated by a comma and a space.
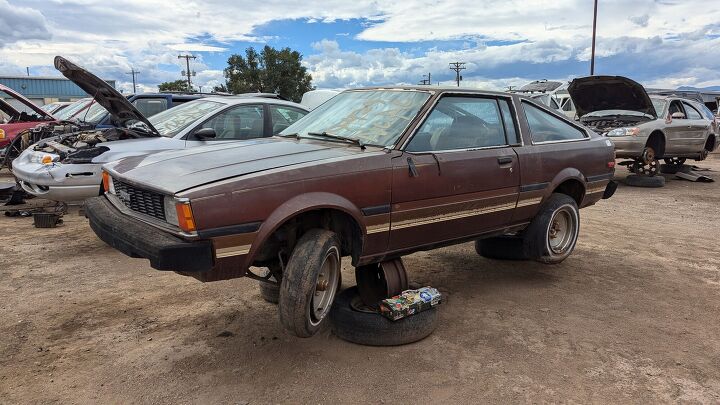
307, 131, 365, 149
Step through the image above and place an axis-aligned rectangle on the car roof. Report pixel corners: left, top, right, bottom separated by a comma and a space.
344, 85, 513, 97
200, 96, 310, 110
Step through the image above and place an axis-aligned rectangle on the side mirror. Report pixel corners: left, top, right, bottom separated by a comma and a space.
671, 112, 686, 119
194, 127, 217, 139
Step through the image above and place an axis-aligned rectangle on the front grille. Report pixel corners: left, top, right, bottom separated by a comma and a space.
112, 179, 166, 221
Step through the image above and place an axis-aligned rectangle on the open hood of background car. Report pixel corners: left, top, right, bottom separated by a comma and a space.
568, 75, 657, 119
0, 84, 55, 120
54, 56, 160, 136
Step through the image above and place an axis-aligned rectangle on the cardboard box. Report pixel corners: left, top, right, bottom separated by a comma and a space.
379, 286, 442, 321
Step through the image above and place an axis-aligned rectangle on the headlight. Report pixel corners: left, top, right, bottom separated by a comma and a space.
606, 127, 640, 137
164, 197, 196, 233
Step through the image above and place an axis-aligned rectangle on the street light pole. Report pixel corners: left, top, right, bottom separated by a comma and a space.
590, 0, 598, 75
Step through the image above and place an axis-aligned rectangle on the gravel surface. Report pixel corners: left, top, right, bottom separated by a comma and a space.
1, 156, 719, 404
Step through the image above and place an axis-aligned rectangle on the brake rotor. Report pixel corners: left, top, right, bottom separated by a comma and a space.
355, 258, 409, 308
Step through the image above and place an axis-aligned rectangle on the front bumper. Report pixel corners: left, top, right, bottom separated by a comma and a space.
607, 136, 646, 158
85, 196, 214, 272
12, 152, 104, 202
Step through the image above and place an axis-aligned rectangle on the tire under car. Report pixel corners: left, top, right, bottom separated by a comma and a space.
625, 174, 666, 188
329, 287, 439, 346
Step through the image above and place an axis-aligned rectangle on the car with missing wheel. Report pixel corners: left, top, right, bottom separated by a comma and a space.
568, 75, 718, 176
85, 86, 617, 338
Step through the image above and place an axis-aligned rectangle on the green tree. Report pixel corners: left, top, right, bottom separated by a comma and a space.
158, 80, 192, 92
222, 45, 313, 102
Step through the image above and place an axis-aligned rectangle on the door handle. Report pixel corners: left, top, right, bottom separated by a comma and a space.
497, 156, 513, 165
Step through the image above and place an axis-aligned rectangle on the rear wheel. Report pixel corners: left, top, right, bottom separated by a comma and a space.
278, 229, 342, 337
523, 193, 580, 264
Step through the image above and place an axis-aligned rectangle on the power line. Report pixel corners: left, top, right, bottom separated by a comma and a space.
449, 62, 466, 87
590, 0, 598, 75
126, 67, 140, 93
419, 72, 432, 85
178, 54, 197, 89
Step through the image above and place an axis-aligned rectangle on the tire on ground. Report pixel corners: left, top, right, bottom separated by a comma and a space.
522, 193, 580, 264
258, 281, 279, 304
278, 229, 342, 338
474, 236, 527, 260
625, 174, 665, 188
330, 287, 438, 346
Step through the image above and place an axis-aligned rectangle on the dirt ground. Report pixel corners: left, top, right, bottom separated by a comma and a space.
1, 155, 719, 404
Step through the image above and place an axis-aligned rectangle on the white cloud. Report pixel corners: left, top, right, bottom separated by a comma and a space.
0, 0, 718, 91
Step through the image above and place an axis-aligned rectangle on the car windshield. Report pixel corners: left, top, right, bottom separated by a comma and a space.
79, 102, 109, 124
651, 99, 666, 116
54, 99, 90, 120
148, 99, 224, 137
281, 89, 431, 147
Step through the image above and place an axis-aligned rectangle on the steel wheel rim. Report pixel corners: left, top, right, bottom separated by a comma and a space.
308, 246, 340, 326
548, 207, 576, 255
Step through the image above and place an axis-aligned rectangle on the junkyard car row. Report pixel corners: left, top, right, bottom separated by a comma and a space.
4, 56, 718, 342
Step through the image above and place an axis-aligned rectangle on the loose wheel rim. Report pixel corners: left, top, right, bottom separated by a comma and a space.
308, 246, 340, 326
547, 207, 576, 255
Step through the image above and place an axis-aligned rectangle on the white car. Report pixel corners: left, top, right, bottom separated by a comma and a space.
12, 56, 309, 202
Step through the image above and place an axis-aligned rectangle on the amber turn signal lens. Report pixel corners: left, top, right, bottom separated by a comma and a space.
41, 155, 53, 165
175, 203, 196, 233
102, 171, 110, 192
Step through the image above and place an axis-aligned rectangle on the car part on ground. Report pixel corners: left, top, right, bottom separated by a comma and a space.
258, 281, 280, 304
330, 287, 439, 346
87, 86, 616, 339
625, 174, 666, 188
278, 229, 342, 337
355, 259, 409, 308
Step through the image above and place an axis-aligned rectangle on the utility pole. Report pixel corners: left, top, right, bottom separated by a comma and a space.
178, 54, 197, 90
590, 0, 598, 75
26, 67, 30, 77
419, 72, 432, 85
126, 67, 140, 93
449, 62, 466, 87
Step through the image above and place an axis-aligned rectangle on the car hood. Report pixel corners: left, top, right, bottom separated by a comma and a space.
568, 75, 657, 119
54, 56, 160, 136
107, 138, 370, 194
0, 84, 55, 120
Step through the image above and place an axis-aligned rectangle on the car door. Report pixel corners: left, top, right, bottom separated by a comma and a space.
388, 95, 520, 251
665, 100, 696, 154
682, 101, 710, 151
185, 104, 265, 147
269, 105, 308, 135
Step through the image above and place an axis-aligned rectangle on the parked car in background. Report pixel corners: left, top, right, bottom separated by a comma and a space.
12, 56, 309, 202
85, 86, 616, 338
300, 89, 339, 110
569, 76, 717, 175
0, 84, 56, 150
41, 101, 73, 115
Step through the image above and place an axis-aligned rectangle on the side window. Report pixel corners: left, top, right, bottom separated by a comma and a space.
523, 102, 587, 143
498, 99, 519, 144
669, 101, 685, 117
406, 97, 508, 152
270, 106, 307, 135
682, 102, 702, 120
199, 104, 264, 140
133, 98, 168, 117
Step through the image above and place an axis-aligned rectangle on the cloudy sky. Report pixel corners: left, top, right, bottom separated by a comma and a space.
1, 0, 718, 93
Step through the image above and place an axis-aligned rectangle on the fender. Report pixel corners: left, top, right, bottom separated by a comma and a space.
243, 192, 366, 268
544, 167, 586, 201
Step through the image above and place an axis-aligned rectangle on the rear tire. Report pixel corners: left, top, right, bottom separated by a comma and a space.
330, 287, 438, 346
278, 229, 342, 338
474, 236, 527, 260
523, 193, 580, 264
258, 281, 279, 304
625, 174, 665, 188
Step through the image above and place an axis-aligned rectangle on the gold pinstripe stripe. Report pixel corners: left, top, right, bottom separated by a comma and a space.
391, 201, 516, 230
366, 223, 391, 234
516, 197, 542, 208
215, 245, 252, 258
